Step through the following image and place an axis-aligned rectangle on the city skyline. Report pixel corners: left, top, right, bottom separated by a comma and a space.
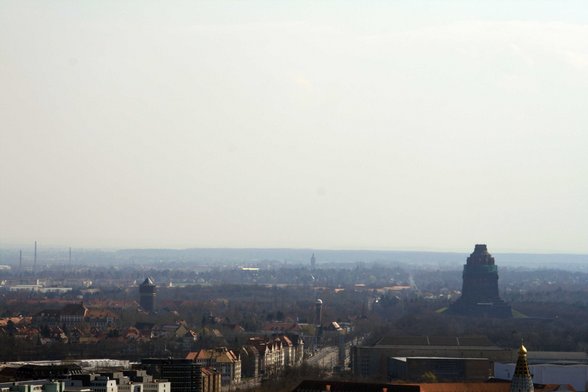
1, 2, 587, 253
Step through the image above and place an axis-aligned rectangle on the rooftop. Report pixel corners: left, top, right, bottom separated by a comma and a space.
375, 336, 499, 348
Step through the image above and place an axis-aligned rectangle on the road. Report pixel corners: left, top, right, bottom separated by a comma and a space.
306, 346, 340, 371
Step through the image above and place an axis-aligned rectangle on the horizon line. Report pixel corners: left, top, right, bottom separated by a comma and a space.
0, 244, 587, 256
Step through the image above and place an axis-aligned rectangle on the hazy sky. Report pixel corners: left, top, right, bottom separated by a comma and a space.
1, 1, 587, 253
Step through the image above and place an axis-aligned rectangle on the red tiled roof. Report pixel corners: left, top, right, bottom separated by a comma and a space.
417, 383, 510, 392
186, 352, 197, 361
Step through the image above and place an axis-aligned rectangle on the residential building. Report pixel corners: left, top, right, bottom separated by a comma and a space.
60, 303, 88, 326
276, 335, 298, 367
186, 348, 240, 387
247, 337, 282, 378
200, 368, 220, 392
239, 346, 259, 380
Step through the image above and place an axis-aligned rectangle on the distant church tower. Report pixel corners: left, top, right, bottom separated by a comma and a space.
310, 253, 316, 270
448, 244, 512, 318
510, 343, 534, 392
139, 277, 157, 312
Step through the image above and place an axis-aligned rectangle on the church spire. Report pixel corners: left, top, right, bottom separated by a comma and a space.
510, 342, 534, 392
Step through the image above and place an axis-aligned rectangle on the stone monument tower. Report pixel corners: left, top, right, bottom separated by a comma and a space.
448, 244, 512, 318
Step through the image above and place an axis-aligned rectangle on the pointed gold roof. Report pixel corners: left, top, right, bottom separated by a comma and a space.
510, 342, 533, 392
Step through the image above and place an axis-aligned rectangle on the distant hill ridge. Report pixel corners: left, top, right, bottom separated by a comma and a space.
1, 247, 586, 268
115, 248, 587, 267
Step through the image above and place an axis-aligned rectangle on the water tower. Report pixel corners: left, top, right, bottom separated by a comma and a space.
139, 277, 157, 312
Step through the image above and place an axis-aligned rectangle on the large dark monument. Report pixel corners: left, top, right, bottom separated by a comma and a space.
448, 244, 512, 318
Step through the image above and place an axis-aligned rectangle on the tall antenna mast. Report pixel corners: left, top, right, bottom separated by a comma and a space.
19, 250, 23, 284
67, 247, 72, 282
33, 241, 37, 284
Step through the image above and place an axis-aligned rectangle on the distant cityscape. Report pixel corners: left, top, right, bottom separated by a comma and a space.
1, 244, 588, 391
3, 1, 586, 391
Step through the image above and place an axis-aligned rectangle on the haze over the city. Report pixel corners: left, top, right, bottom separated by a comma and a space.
1, 1, 587, 253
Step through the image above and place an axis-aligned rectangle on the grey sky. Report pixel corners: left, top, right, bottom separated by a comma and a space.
1, 1, 587, 253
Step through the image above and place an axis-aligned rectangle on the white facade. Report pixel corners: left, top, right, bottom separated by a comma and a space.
142, 382, 170, 392
117, 385, 142, 392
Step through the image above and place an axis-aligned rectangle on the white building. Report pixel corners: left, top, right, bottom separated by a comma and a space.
141, 382, 170, 392
117, 385, 141, 392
